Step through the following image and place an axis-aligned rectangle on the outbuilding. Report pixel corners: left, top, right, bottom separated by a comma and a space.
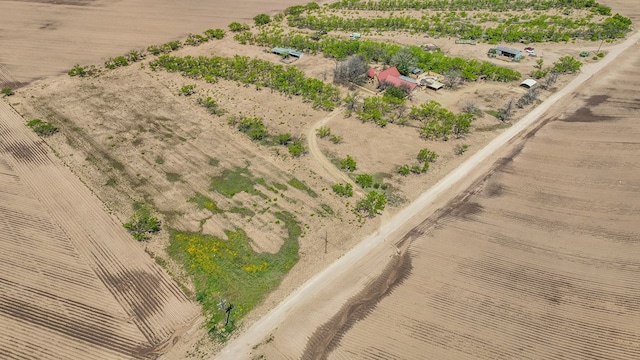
493, 46, 523, 60
271, 47, 303, 58
520, 78, 537, 88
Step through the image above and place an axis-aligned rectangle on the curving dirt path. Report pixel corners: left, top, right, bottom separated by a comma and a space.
215, 30, 640, 360
306, 109, 359, 187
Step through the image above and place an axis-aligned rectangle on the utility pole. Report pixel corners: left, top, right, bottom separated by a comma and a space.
324, 230, 328, 254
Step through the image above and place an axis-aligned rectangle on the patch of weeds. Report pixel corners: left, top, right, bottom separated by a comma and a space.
123, 205, 161, 241
189, 192, 223, 214
208, 157, 220, 166
288, 177, 318, 198
320, 203, 334, 216
105, 177, 117, 186
26, 119, 58, 137
166, 172, 181, 182
168, 211, 300, 339
155, 156, 165, 164
273, 182, 288, 191
229, 206, 255, 218
210, 167, 266, 198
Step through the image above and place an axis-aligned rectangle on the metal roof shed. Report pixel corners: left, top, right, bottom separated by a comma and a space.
520, 79, 537, 88
271, 47, 303, 58
495, 46, 523, 60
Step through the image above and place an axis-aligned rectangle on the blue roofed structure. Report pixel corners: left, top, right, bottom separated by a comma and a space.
271, 47, 303, 58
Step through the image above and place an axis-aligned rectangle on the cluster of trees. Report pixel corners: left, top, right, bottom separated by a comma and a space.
288, 12, 631, 42
357, 88, 408, 127
240, 30, 520, 82
409, 100, 474, 141
328, 0, 613, 13
149, 54, 341, 110
228, 116, 307, 157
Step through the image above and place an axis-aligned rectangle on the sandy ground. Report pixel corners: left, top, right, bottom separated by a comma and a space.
322, 41, 640, 359
0, 99, 199, 359
1, 0, 638, 359
231, 16, 640, 360
0, 0, 334, 87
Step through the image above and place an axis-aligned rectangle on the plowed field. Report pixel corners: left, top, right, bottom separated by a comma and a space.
0, 100, 198, 359
320, 41, 640, 360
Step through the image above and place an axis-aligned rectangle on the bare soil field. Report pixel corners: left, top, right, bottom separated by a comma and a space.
303, 33, 640, 360
0, 0, 334, 87
2, 0, 637, 358
0, 99, 199, 359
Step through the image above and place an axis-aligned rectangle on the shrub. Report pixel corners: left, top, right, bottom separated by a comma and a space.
67, 65, 98, 77
329, 135, 343, 144
355, 173, 374, 188
1, 87, 14, 96
454, 144, 469, 155
179, 84, 196, 96
197, 96, 225, 115
123, 206, 161, 241
253, 14, 272, 26
397, 164, 411, 176
204, 28, 226, 40
237, 117, 268, 140
553, 56, 582, 73
26, 119, 58, 137
316, 126, 331, 138
332, 183, 353, 197
340, 155, 357, 172
229, 22, 250, 32
417, 148, 438, 163
275, 133, 293, 145
288, 143, 306, 157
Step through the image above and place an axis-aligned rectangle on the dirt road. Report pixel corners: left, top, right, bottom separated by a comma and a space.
215, 31, 640, 359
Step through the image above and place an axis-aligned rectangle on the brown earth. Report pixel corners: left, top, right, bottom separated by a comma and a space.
300, 25, 640, 360
0, 99, 199, 359
1, 0, 638, 359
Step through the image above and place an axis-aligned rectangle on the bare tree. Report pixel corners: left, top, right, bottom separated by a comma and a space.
541, 70, 559, 90
462, 101, 482, 116
334, 55, 369, 85
498, 99, 514, 121
443, 69, 463, 89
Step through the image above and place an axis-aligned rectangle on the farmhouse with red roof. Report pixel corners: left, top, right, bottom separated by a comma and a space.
367, 66, 418, 92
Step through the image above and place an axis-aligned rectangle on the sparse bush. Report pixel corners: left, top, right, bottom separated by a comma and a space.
197, 96, 225, 115
123, 205, 161, 241
329, 134, 343, 144
26, 119, 58, 137
340, 155, 357, 172
397, 164, 411, 176
417, 148, 438, 163
204, 28, 226, 40
316, 126, 331, 138
126, 49, 145, 62
461, 101, 481, 116
1, 87, 14, 96
454, 144, 469, 155
67, 64, 99, 77
180, 84, 196, 96
104, 56, 129, 69
275, 133, 293, 145
237, 117, 268, 140
229, 22, 250, 32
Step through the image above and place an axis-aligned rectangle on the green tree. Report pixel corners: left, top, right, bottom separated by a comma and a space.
553, 56, 582, 73
340, 155, 357, 172
390, 47, 417, 76
355, 173, 374, 188
356, 190, 387, 217
332, 183, 353, 197
453, 113, 474, 138
124, 206, 161, 241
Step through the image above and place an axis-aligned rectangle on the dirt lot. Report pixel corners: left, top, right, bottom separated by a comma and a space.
300, 31, 640, 360
0, 99, 199, 359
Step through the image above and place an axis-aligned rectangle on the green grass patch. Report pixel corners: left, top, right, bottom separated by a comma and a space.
287, 177, 318, 198
229, 206, 255, 218
273, 182, 288, 191
26, 119, 58, 137
208, 157, 220, 166
168, 211, 300, 339
166, 172, 181, 182
210, 167, 266, 198
189, 192, 223, 214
